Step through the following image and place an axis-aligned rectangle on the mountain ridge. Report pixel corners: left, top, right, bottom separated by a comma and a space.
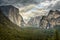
39, 10, 60, 29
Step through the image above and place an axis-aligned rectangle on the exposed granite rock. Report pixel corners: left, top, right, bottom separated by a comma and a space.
0, 5, 24, 26
26, 16, 42, 27
39, 10, 60, 29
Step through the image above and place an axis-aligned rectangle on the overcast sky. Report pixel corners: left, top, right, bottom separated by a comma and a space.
0, 0, 60, 10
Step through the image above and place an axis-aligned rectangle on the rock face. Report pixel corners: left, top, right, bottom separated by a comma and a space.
0, 8, 21, 30
39, 10, 60, 29
0, 5, 24, 26
26, 16, 42, 27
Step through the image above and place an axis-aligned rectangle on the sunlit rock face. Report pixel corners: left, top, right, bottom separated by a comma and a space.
39, 10, 60, 29
0, 5, 24, 26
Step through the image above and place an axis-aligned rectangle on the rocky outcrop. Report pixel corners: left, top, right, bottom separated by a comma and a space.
0, 5, 24, 26
0, 8, 21, 30
39, 10, 60, 29
26, 16, 42, 27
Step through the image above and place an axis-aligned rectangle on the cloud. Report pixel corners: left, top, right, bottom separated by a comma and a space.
0, 0, 60, 10
46, 0, 60, 10
0, 0, 41, 6
52, 0, 60, 10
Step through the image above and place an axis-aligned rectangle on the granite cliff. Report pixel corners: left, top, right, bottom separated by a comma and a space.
0, 5, 24, 26
39, 10, 60, 29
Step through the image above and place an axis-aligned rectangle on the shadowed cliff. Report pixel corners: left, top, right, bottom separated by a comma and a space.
0, 5, 24, 26
39, 10, 60, 29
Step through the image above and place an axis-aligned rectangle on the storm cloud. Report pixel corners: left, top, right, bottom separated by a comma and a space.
0, 0, 60, 10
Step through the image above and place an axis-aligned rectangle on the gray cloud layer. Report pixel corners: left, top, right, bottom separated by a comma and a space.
0, 0, 60, 10
0, 0, 41, 5
52, 1, 60, 10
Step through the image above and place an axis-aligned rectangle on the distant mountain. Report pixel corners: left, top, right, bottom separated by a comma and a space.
0, 5, 24, 26
39, 10, 60, 29
26, 16, 42, 27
